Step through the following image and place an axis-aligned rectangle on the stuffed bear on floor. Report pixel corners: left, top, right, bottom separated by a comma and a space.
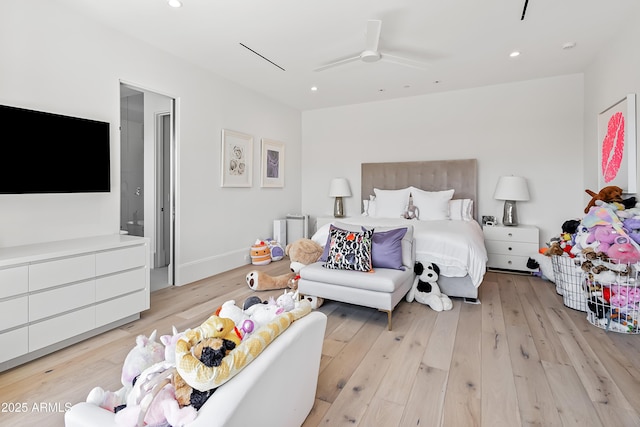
406, 261, 453, 312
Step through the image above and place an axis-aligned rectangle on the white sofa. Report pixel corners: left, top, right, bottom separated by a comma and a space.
65, 310, 327, 427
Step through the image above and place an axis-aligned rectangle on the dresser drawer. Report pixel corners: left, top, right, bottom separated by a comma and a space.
0, 327, 28, 364
29, 254, 95, 291
483, 226, 538, 243
0, 265, 28, 299
96, 245, 146, 276
488, 254, 531, 271
29, 280, 95, 322
485, 240, 539, 257
29, 306, 95, 351
0, 296, 28, 331
95, 268, 146, 301
95, 290, 146, 327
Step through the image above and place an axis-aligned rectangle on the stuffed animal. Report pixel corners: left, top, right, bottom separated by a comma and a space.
245, 270, 296, 291
250, 240, 271, 265
584, 186, 623, 214
285, 238, 324, 273
403, 203, 419, 220
121, 330, 165, 388
607, 235, 640, 264
264, 238, 285, 261
405, 262, 452, 312
585, 224, 619, 253
160, 326, 184, 365
173, 336, 236, 408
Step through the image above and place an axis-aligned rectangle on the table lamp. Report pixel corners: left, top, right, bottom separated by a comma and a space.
493, 176, 530, 226
329, 178, 352, 218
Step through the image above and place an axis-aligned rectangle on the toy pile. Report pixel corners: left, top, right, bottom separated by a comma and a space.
534, 186, 640, 333
85, 294, 311, 426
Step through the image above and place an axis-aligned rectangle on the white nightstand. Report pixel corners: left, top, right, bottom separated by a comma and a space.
483, 224, 539, 273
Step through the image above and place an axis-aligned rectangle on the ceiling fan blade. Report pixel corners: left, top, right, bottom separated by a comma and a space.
365, 20, 382, 52
314, 55, 360, 72
380, 53, 429, 71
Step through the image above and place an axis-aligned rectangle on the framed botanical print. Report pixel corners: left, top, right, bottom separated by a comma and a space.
221, 129, 253, 187
260, 138, 284, 188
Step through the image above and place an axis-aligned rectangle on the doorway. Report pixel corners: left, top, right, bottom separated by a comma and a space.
120, 83, 176, 291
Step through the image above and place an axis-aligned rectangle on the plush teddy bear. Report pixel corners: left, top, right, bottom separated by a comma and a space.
584, 186, 624, 214
285, 238, 324, 273
405, 262, 453, 312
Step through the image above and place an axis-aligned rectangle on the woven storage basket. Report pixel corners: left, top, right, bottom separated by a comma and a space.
551, 255, 587, 311
585, 275, 640, 334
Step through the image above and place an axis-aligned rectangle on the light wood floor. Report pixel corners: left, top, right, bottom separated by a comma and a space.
1, 261, 640, 426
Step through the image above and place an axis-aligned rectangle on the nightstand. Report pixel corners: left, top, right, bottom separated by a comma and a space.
483, 224, 539, 272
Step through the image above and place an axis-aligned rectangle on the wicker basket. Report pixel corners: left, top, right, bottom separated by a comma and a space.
551, 255, 587, 311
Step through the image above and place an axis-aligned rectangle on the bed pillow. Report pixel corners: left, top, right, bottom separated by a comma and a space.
370, 227, 408, 270
372, 188, 411, 218
450, 199, 474, 221
410, 187, 455, 220
462, 199, 474, 221
323, 227, 373, 271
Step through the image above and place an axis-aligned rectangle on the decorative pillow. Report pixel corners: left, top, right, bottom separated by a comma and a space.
323, 227, 373, 271
371, 227, 407, 270
410, 187, 454, 220
320, 224, 345, 262
372, 188, 411, 218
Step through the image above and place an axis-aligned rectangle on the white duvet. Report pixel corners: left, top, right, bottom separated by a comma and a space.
311, 217, 488, 287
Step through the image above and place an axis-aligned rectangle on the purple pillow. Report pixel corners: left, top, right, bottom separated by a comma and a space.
371, 227, 407, 270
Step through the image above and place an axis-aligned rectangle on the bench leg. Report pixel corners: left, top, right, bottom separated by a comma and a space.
381, 310, 392, 331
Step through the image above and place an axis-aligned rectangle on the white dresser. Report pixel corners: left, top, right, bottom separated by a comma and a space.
483, 224, 539, 272
0, 235, 150, 371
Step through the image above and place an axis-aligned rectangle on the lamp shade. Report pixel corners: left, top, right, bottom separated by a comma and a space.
329, 178, 352, 197
493, 176, 530, 201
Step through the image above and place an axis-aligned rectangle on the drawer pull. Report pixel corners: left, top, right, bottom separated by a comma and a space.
508, 247, 512, 251
508, 260, 512, 264
508, 233, 513, 237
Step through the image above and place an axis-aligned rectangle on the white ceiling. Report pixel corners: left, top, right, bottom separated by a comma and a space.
57, 0, 640, 111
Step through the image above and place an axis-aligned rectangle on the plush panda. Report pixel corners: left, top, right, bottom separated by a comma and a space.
405, 261, 453, 311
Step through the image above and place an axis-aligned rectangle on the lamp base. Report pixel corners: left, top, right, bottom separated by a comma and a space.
333, 197, 345, 218
502, 200, 518, 226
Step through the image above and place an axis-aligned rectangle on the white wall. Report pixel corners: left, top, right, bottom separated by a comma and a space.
0, 1, 302, 285
301, 75, 585, 246
584, 14, 640, 200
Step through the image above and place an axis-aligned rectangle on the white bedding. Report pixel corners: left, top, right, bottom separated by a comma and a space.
311, 217, 488, 287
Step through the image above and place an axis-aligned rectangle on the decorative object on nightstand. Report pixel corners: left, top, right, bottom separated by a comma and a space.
493, 176, 530, 226
329, 177, 352, 218
483, 224, 539, 273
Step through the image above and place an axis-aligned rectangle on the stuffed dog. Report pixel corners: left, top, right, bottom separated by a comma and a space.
406, 262, 453, 312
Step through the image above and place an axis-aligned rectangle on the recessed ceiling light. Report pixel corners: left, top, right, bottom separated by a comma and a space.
168, 0, 182, 8
310, 86, 318, 92
562, 42, 576, 50
509, 51, 521, 58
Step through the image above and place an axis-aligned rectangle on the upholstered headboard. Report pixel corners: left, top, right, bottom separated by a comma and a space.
361, 159, 478, 219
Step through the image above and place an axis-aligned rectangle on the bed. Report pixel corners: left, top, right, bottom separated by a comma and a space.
312, 159, 487, 301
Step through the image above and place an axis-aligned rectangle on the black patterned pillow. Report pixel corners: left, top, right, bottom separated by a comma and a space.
323, 227, 373, 271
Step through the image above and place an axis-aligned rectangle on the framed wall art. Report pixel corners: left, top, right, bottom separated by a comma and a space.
260, 138, 285, 188
221, 129, 253, 187
597, 94, 637, 193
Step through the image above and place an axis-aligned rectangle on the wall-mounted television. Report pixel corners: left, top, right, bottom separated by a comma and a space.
0, 104, 111, 194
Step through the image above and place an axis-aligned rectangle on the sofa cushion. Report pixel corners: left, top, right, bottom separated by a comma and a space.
301, 262, 413, 293
324, 227, 373, 271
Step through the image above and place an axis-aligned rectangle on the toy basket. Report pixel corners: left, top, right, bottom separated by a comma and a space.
551, 255, 587, 311
585, 272, 640, 334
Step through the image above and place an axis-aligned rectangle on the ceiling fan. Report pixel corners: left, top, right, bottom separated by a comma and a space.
314, 19, 429, 72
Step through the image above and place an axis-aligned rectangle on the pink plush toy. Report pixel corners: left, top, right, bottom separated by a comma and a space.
586, 224, 618, 253
160, 326, 185, 365
121, 330, 165, 388
607, 236, 640, 264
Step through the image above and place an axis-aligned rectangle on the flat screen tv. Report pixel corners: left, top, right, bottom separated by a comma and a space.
0, 104, 111, 194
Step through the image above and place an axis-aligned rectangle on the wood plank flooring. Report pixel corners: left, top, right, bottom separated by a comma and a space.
1, 262, 639, 426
